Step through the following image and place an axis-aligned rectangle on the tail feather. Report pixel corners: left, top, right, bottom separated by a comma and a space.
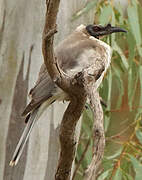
10, 109, 38, 166
10, 92, 67, 166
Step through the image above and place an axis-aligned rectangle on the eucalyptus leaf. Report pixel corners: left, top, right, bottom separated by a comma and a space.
128, 62, 138, 110
129, 155, 142, 180
112, 168, 122, 180
123, 173, 133, 180
110, 8, 116, 44
112, 66, 124, 109
127, 0, 142, 45
127, 0, 142, 57
82, 109, 93, 136
136, 129, 142, 145
113, 42, 129, 70
104, 114, 110, 132
76, 144, 86, 170
127, 31, 136, 67
84, 141, 92, 167
138, 3, 142, 35
104, 70, 112, 132
106, 147, 122, 160
139, 67, 142, 106
99, 5, 113, 25
97, 169, 112, 180
106, 69, 112, 109
114, 3, 124, 24
71, 0, 97, 21
137, 66, 142, 116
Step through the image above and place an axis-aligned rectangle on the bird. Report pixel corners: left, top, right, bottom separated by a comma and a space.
10, 23, 126, 166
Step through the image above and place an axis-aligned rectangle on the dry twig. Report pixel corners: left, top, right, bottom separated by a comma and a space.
84, 91, 105, 180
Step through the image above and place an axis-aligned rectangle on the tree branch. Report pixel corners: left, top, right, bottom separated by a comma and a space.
42, 0, 72, 94
42, 1, 87, 180
42, 1, 105, 180
84, 91, 105, 180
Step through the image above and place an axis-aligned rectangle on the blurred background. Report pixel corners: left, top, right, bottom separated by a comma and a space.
74, 0, 142, 179
0, 0, 142, 180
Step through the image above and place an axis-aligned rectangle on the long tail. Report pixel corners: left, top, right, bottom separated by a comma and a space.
9, 109, 38, 166
9, 92, 67, 166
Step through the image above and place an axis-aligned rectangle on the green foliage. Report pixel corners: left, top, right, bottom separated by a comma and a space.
128, 155, 142, 180
71, 0, 98, 21
73, 0, 142, 179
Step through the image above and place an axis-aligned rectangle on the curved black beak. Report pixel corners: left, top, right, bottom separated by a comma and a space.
97, 24, 127, 36
109, 26, 127, 33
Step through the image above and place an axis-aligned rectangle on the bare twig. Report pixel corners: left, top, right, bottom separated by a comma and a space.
56, 95, 87, 180
42, 0, 63, 83
84, 91, 105, 180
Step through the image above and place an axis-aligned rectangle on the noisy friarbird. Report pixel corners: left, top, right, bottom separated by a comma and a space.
10, 24, 126, 166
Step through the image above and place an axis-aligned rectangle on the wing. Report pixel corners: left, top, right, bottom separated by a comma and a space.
22, 64, 57, 116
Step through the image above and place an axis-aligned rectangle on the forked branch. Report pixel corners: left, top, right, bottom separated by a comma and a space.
42, 1, 87, 179
42, 0, 105, 180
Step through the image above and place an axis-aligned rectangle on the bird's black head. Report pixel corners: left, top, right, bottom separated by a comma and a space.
86, 23, 127, 39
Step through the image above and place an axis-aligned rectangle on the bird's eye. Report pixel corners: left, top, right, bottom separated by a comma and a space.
93, 26, 101, 32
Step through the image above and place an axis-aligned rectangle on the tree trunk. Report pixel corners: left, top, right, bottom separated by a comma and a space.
0, 0, 94, 180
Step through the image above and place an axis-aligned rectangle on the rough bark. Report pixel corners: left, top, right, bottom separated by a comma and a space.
42, 2, 106, 176
42, 2, 87, 179
84, 91, 105, 180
